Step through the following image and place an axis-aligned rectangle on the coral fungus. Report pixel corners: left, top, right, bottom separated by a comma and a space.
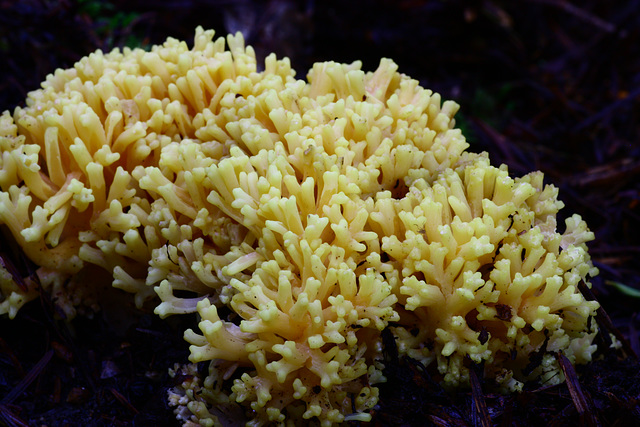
0, 28, 600, 425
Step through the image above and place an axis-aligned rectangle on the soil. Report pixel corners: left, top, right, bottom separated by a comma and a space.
1, 1, 639, 425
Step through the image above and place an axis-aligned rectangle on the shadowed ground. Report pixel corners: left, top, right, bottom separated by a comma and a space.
1, 1, 639, 425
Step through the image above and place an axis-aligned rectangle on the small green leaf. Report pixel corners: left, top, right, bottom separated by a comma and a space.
606, 280, 640, 298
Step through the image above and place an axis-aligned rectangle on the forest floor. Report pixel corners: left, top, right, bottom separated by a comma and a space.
1, 1, 639, 425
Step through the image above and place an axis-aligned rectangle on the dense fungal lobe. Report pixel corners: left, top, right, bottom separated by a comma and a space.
0, 28, 599, 425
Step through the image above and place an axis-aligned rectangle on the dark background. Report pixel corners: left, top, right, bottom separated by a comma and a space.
1, 1, 639, 425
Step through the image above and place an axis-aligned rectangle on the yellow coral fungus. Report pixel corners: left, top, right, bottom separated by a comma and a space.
0, 28, 600, 425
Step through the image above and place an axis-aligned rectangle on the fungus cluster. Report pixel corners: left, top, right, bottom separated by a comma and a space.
0, 28, 600, 425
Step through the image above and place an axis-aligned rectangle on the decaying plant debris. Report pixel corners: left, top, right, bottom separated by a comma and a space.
1, 1, 639, 425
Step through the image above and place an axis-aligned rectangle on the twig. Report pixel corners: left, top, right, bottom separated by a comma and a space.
528, 0, 616, 33
110, 388, 139, 415
574, 86, 640, 132
0, 252, 27, 292
579, 281, 639, 359
469, 368, 491, 427
1, 349, 53, 405
557, 352, 600, 427
0, 405, 30, 427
